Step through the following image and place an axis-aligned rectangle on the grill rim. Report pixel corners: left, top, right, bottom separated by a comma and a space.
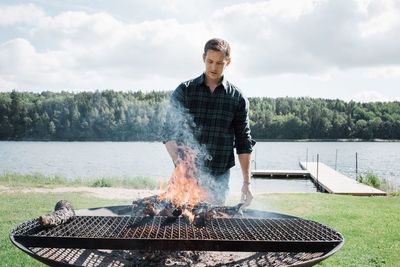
9, 206, 345, 267
11, 215, 344, 253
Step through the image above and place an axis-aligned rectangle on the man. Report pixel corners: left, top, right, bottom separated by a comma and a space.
163, 38, 254, 206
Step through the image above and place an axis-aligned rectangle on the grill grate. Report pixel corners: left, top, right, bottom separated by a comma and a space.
12, 216, 343, 253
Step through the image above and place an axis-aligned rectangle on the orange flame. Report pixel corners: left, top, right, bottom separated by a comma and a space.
182, 208, 195, 224
159, 163, 208, 208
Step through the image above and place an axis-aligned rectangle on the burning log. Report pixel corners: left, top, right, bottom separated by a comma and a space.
192, 203, 244, 227
132, 196, 182, 218
132, 195, 161, 216
172, 207, 183, 217
143, 201, 158, 216
39, 200, 75, 226
212, 203, 244, 217
158, 206, 175, 217
131, 195, 245, 227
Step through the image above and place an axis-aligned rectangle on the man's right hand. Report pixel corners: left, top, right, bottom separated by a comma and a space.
241, 183, 253, 207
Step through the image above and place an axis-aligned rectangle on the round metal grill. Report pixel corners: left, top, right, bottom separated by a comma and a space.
10, 206, 344, 266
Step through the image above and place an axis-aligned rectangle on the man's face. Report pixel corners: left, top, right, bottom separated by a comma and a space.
203, 50, 231, 83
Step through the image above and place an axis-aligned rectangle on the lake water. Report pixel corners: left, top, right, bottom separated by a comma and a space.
1, 141, 399, 193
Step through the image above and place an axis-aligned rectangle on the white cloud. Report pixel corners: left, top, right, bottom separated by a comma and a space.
0, 38, 46, 74
0, 1, 400, 100
0, 38, 70, 90
366, 66, 400, 78
213, 0, 400, 76
0, 4, 45, 26
352, 91, 389, 102
0, 6, 211, 91
358, 0, 400, 37
0, 77, 17, 89
215, 0, 320, 20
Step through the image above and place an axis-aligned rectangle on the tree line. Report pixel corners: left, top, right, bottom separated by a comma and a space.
1, 90, 399, 141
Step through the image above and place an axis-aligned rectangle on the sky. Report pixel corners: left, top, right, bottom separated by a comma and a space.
1, 0, 400, 102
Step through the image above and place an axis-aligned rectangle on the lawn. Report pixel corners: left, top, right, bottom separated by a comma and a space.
1, 190, 399, 266
248, 193, 400, 266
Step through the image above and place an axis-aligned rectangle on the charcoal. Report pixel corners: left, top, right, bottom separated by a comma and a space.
158, 202, 182, 218
131, 195, 245, 228
159, 207, 175, 217
143, 202, 159, 216
211, 203, 244, 217
172, 207, 182, 217
193, 213, 206, 227
132, 195, 162, 216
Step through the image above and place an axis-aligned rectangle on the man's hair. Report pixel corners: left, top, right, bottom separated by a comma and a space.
204, 38, 231, 59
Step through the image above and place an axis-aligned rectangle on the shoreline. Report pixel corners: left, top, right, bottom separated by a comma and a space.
0, 185, 269, 201
0, 185, 159, 200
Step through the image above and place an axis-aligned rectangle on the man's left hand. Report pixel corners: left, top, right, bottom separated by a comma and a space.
241, 183, 253, 207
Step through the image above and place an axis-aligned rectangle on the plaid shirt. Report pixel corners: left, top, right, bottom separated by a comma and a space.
164, 73, 254, 175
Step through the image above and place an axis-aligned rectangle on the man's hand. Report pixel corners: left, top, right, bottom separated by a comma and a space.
238, 153, 253, 207
241, 183, 253, 207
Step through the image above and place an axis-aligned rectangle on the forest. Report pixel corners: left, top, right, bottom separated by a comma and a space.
1, 90, 399, 141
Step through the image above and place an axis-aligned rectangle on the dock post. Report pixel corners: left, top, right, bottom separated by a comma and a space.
316, 154, 320, 192
335, 149, 338, 170
356, 152, 358, 180
306, 148, 308, 168
252, 149, 257, 170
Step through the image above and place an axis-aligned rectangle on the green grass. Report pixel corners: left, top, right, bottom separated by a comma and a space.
357, 171, 399, 193
246, 193, 400, 267
88, 176, 158, 189
358, 171, 382, 188
1, 187, 399, 266
0, 172, 159, 189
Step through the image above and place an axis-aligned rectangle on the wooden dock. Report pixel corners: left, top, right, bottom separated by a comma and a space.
252, 169, 309, 178
299, 162, 387, 196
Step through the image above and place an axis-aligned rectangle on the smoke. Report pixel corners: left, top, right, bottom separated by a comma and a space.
163, 97, 211, 164
163, 98, 229, 204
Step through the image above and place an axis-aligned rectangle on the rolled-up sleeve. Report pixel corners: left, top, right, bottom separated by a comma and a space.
233, 96, 255, 154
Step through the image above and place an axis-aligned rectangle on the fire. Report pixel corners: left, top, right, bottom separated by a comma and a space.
182, 208, 195, 224
158, 163, 208, 208
158, 146, 209, 224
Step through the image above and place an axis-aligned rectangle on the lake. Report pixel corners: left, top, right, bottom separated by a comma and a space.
1, 141, 399, 193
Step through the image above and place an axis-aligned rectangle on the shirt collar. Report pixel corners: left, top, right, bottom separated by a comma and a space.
198, 73, 229, 91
